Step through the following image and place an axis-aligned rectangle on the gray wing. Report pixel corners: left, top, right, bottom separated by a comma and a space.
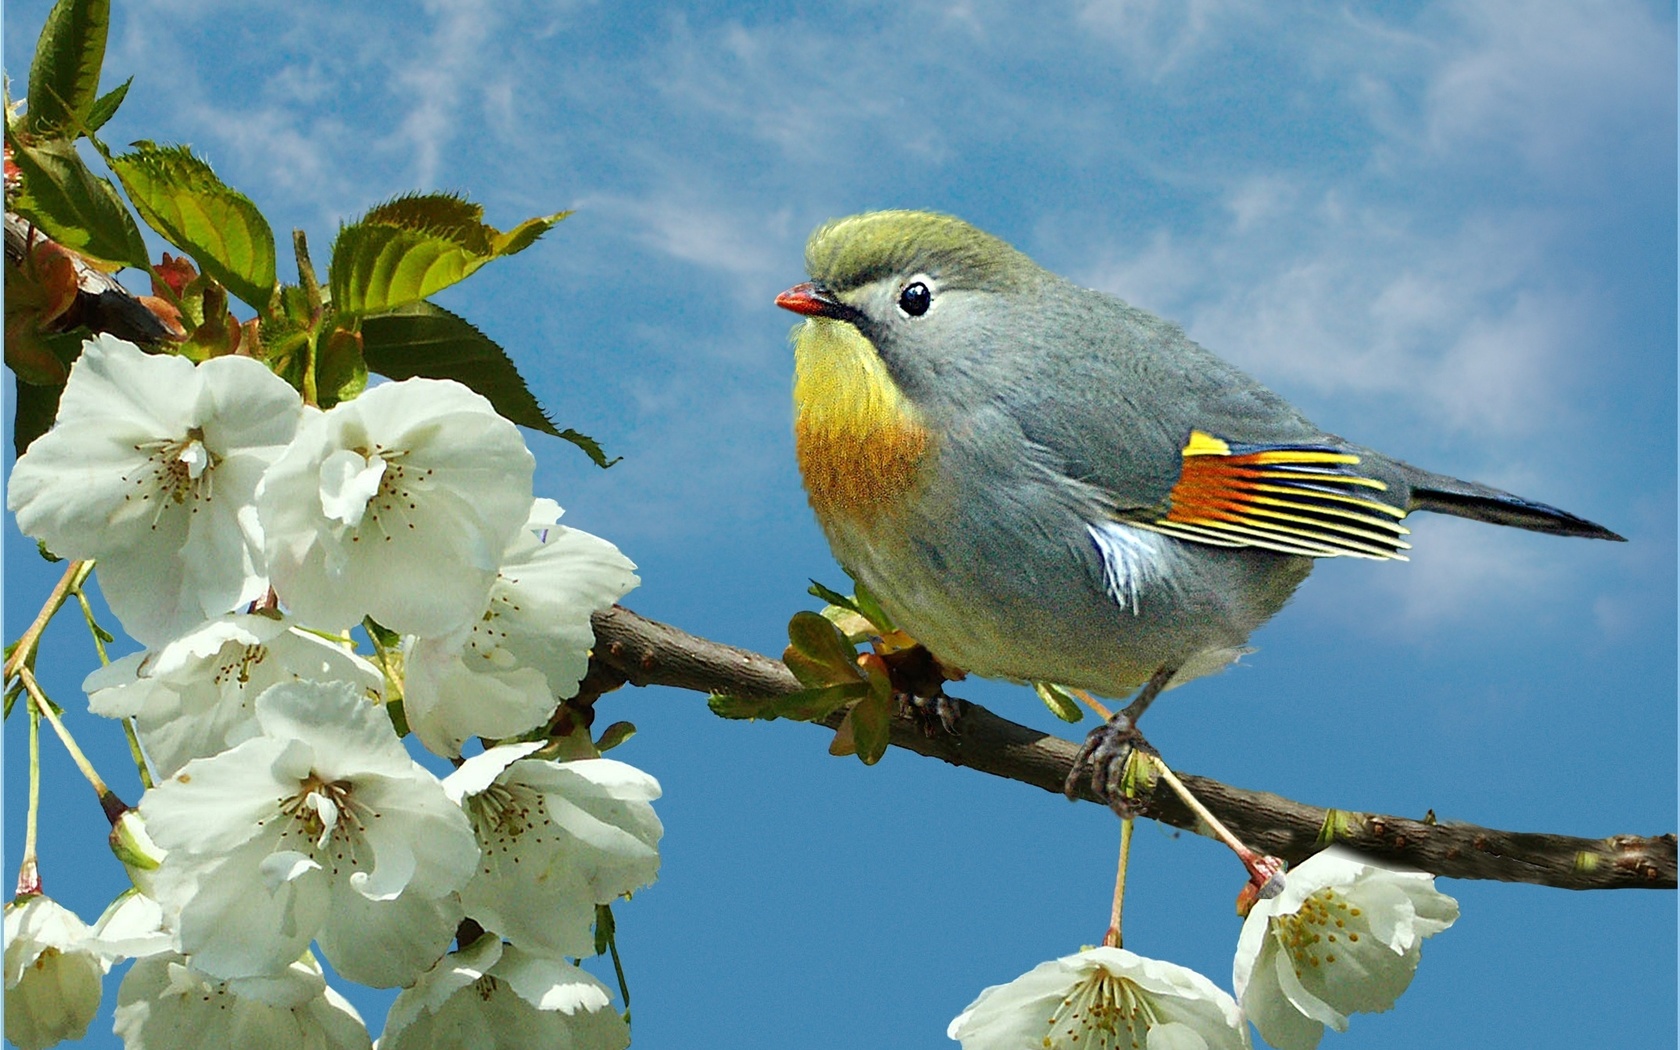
995, 282, 1416, 559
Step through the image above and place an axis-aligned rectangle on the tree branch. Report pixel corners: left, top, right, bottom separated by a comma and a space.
587, 605, 1676, 892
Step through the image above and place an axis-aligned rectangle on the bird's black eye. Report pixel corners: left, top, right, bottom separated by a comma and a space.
897, 281, 931, 317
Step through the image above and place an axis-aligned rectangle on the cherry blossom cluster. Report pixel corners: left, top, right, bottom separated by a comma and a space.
5, 335, 658, 1049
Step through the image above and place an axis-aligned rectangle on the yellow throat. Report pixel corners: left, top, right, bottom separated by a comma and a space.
792, 318, 934, 526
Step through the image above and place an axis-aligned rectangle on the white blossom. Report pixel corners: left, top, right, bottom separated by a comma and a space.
139, 678, 478, 987
404, 498, 638, 756
7, 334, 302, 644
446, 744, 661, 960
114, 951, 371, 1050
1232, 848, 1459, 1050
85, 612, 382, 778
3, 895, 108, 1050
380, 934, 629, 1050
256, 377, 535, 636
949, 946, 1249, 1050
86, 890, 172, 963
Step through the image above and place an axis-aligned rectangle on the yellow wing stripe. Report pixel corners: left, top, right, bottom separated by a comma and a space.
1154, 430, 1410, 560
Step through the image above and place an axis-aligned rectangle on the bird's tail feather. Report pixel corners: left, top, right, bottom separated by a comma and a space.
1401, 466, 1624, 541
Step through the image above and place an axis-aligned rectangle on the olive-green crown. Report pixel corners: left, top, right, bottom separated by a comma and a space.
803, 210, 1038, 293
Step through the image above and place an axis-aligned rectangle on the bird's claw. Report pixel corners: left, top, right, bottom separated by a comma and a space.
1064, 711, 1156, 817
896, 691, 966, 736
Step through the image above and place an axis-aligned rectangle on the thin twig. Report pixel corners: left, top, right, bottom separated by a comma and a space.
586, 605, 1676, 892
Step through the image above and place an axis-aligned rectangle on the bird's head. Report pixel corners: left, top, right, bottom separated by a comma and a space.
776, 210, 1044, 410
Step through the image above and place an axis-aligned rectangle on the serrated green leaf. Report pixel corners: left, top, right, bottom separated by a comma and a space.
553, 427, 619, 469
493, 214, 563, 256
363, 192, 488, 245
5, 132, 148, 269
328, 195, 568, 316
83, 75, 129, 132
1033, 682, 1086, 724
25, 0, 110, 137
108, 143, 277, 309
850, 688, 893, 765
360, 301, 616, 465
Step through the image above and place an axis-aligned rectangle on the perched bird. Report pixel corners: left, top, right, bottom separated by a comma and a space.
775, 210, 1622, 807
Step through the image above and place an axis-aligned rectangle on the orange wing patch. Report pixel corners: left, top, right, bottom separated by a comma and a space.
1144, 430, 1411, 560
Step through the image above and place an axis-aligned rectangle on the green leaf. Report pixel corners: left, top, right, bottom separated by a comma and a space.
850, 686, 894, 766
13, 375, 65, 456
360, 300, 616, 466
851, 580, 896, 633
593, 902, 616, 957
707, 681, 867, 723
594, 721, 636, 753
5, 132, 148, 269
1033, 682, 1086, 724
786, 610, 858, 671
328, 193, 568, 316
315, 328, 368, 408
24, 0, 110, 137
808, 579, 860, 614
108, 143, 277, 309
783, 646, 860, 691
83, 75, 129, 132
707, 693, 778, 720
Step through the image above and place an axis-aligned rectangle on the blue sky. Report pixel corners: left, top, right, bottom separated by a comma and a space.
4, 1, 1674, 1048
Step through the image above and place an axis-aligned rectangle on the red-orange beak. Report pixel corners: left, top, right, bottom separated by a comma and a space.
775, 282, 861, 324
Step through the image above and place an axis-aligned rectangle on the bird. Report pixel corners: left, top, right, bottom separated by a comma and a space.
774, 209, 1622, 811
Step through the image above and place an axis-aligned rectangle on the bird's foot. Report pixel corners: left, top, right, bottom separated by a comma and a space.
1064, 709, 1158, 818
874, 643, 965, 735
896, 690, 966, 736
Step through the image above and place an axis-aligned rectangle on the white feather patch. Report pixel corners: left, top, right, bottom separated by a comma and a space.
1088, 520, 1175, 616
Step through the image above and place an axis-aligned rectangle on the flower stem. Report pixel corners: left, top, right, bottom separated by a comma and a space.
1103, 817, 1134, 948
15, 702, 43, 897
4, 560, 93, 682
20, 667, 124, 822
123, 719, 155, 791
1148, 754, 1285, 899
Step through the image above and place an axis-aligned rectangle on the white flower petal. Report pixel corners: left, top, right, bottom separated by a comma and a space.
88, 616, 383, 779
86, 891, 172, 963
140, 680, 478, 982
380, 938, 628, 1050
4, 896, 107, 1050
8, 336, 301, 646
949, 947, 1248, 1050
456, 756, 661, 959
114, 952, 370, 1050
258, 378, 535, 636
1233, 848, 1458, 1050
316, 881, 461, 989
403, 637, 557, 758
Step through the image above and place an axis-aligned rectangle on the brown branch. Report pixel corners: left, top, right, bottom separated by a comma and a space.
5, 213, 180, 347
587, 605, 1676, 892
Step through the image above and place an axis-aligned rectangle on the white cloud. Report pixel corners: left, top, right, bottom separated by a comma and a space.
1422, 0, 1674, 174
